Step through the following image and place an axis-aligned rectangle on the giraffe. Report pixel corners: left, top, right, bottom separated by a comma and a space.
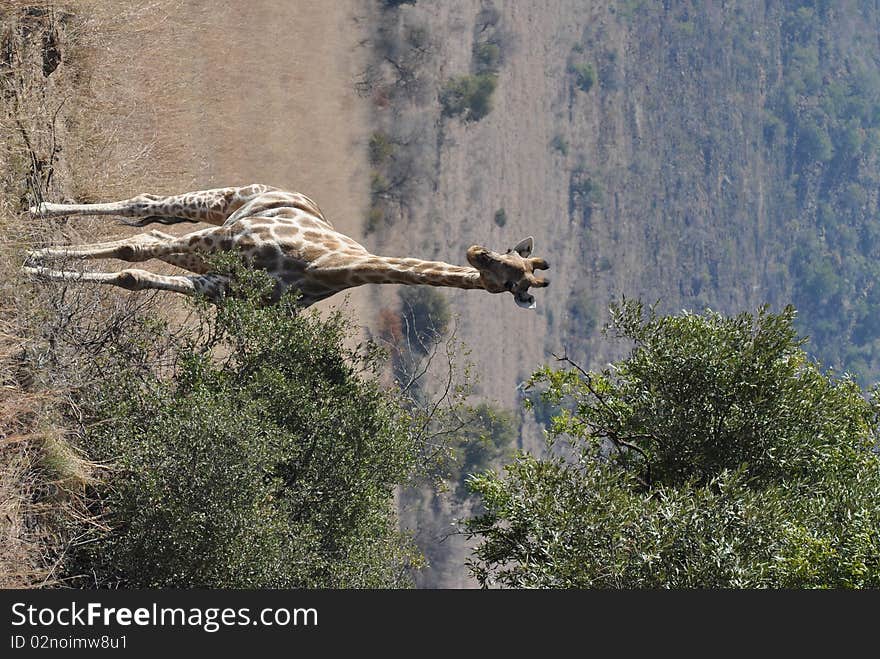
24, 185, 550, 308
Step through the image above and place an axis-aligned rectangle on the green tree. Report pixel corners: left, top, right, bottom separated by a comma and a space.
474, 42, 502, 74
439, 73, 498, 122
569, 62, 597, 92
446, 403, 516, 498
67, 270, 422, 588
467, 301, 880, 588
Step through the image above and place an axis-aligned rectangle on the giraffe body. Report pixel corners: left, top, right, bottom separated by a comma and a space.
26, 185, 549, 308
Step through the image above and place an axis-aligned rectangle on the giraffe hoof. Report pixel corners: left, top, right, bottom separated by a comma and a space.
28, 203, 47, 217
22, 265, 49, 278
25, 248, 49, 264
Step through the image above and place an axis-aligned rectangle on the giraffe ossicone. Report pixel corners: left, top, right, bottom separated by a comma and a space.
25, 185, 550, 309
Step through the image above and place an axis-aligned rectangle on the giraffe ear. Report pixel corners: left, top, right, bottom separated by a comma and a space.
511, 236, 534, 258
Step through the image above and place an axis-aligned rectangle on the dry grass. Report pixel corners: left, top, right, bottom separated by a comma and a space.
56, 0, 191, 199
0, 0, 183, 588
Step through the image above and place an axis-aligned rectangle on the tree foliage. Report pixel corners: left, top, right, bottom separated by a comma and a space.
763, 3, 880, 382
439, 73, 498, 122
467, 301, 880, 588
67, 269, 422, 588
445, 403, 516, 499
569, 62, 597, 92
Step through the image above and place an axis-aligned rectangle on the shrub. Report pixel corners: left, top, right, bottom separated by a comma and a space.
569, 62, 597, 92
369, 131, 395, 166
439, 73, 498, 122
66, 272, 422, 588
474, 41, 501, 74
493, 208, 507, 227
467, 302, 880, 588
550, 134, 569, 155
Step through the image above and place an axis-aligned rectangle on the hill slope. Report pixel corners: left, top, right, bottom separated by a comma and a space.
367, 0, 880, 406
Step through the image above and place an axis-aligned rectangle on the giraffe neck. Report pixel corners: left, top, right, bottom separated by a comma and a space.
344, 255, 484, 290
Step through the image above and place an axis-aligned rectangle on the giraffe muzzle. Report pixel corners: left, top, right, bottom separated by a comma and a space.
514, 292, 536, 309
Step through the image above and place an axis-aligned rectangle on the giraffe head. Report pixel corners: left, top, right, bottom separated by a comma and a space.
466, 237, 550, 309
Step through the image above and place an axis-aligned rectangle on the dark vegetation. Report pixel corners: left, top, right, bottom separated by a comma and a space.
359, 3, 436, 235
66, 270, 423, 587
438, 3, 511, 122
360, 0, 510, 234
439, 72, 498, 122
569, 61, 597, 93
766, 4, 880, 381
468, 302, 880, 588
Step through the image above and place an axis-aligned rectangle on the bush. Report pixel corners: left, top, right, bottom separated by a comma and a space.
493, 208, 507, 227
448, 403, 516, 498
550, 134, 569, 155
369, 131, 395, 166
467, 302, 880, 588
474, 42, 501, 74
569, 62, 597, 92
439, 73, 498, 122
66, 271, 421, 588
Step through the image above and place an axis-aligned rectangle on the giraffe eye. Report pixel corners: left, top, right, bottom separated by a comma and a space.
504, 281, 515, 291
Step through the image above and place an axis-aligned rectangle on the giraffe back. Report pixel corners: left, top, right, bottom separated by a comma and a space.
224, 189, 371, 305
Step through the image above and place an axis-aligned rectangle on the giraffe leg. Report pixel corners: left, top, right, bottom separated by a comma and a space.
156, 252, 211, 274
23, 265, 229, 300
30, 229, 171, 255
26, 226, 229, 264
39, 229, 211, 273
139, 230, 211, 273
29, 184, 277, 226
